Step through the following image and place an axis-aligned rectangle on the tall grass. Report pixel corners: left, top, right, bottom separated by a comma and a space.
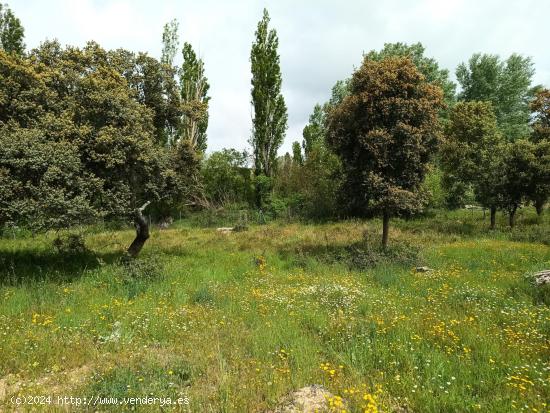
0, 208, 549, 412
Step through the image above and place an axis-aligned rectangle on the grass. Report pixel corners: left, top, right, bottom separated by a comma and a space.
0, 208, 549, 412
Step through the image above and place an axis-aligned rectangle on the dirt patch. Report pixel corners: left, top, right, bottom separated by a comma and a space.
270, 385, 338, 413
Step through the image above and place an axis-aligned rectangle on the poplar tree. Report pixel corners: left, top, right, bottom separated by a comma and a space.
180, 42, 210, 152
250, 8, 287, 180
161, 19, 179, 67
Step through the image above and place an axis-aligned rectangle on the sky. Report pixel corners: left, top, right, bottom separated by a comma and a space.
10, 0, 550, 155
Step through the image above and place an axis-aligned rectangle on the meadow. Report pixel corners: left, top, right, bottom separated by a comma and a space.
0, 209, 549, 412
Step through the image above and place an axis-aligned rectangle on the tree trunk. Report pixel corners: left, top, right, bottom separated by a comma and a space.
535, 199, 545, 216
382, 210, 390, 249
127, 201, 151, 258
490, 207, 496, 230
509, 205, 517, 228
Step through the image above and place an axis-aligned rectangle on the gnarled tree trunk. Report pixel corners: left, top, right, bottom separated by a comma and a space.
127, 201, 151, 258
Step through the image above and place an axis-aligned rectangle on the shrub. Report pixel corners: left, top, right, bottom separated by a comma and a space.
52, 233, 88, 254
296, 232, 420, 270
121, 257, 162, 281
510, 225, 550, 245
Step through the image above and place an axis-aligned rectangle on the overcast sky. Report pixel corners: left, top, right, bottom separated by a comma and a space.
10, 0, 550, 154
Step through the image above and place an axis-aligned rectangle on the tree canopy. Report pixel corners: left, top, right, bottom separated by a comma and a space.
365, 42, 456, 112
328, 57, 444, 247
440, 101, 505, 225
456, 53, 537, 141
0, 43, 199, 253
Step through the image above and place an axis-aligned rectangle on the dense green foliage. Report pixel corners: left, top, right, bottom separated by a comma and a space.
328, 57, 444, 246
201, 149, 253, 206
179, 42, 210, 152
531, 88, 550, 143
0, 42, 198, 232
364, 42, 456, 113
456, 53, 537, 141
0, 2, 24, 55
440, 102, 504, 217
160, 18, 210, 151
161, 19, 179, 66
301, 103, 326, 158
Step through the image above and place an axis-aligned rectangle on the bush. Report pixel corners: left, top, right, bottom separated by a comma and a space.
422, 166, 446, 209
121, 257, 162, 281
294, 232, 420, 270
52, 233, 88, 254
266, 195, 303, 221
510, 225, 550, 245
342, 237, 420, 270
202, 149, 254, 207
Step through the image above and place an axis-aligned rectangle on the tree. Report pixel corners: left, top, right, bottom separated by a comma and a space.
298, 143, 341, 220
161, 19, 179, 67
456, 53, 536, 141
250, 8, 287, 182
496, 140, 543, 227
302, 43, 453, 215
527, 140, 550, 216
201, 149, 253, 206
365, 42, 456, 112
0, 45, 198, 256
301, 80, 350, 162
180, 42, 210, 152
440, 101, 505, 228
108, 49, 181, 146
0, 3, 24, 55
531, 88, 550, 143
327, 79, 351, 108
302, 104, 326, 158
327, 57, 444, 248
529, 89, 550, 213
0, 126, 98, 232
292, 141, 303, 165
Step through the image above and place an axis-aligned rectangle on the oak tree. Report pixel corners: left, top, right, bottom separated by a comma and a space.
328, 57, 444, 247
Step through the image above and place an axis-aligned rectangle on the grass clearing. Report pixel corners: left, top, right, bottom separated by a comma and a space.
0, 209, 549, 412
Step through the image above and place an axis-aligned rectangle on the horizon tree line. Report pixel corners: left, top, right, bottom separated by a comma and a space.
0, 3, 549, 251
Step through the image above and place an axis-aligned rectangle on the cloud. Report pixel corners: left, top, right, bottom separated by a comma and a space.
9, 0, 550, 154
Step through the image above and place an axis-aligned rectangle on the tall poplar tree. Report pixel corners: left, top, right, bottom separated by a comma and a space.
161, 19, 179, 67
159, 19, 210, 151
250, 8, 287, 180
180, 42, 210, 152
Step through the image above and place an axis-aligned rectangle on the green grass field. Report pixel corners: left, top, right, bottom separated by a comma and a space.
1, 209, 549, 412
